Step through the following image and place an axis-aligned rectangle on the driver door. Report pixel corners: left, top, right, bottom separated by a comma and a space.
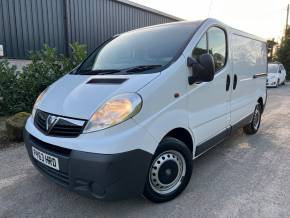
187, 27, 231, 154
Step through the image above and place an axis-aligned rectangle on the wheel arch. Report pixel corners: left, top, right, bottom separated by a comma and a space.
161, 127, 194, 154
257, 97, 264, 113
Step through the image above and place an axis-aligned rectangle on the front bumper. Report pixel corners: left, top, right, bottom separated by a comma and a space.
24, 130, 152, 200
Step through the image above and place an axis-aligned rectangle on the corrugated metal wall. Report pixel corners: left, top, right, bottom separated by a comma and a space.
0, 0, 178, 59
0, 0, 66, 58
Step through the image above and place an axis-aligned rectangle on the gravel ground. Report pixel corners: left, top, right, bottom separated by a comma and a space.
1, 84, 290, 218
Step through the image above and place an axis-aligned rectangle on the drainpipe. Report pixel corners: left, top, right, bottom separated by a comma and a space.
63, 0, 69, 56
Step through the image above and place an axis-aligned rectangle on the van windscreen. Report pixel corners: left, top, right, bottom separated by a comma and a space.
75, 22, 201, 75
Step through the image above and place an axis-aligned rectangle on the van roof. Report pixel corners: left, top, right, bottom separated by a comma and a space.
139, 18, 265, 43
122, 18, 265, 43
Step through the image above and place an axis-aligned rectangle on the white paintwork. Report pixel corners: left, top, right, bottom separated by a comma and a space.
25, 18, 267, 156
37, 73, 160, 119
230, 32, 267, 125
267, 63, 286, 87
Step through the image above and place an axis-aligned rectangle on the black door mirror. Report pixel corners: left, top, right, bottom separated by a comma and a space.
187, 54, 215, 85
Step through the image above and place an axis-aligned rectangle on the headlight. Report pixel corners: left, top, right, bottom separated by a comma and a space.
83, 93, 142, 133
31, 89, 48, 120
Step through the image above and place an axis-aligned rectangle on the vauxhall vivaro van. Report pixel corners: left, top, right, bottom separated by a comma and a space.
24, 18, 267, 202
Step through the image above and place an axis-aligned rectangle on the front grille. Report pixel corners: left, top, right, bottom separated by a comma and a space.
35, 161, 69, 187
34, 110, 86, 137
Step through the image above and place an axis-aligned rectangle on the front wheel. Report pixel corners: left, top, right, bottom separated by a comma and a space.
243, 104, 262, 135
143, 137, 192, 203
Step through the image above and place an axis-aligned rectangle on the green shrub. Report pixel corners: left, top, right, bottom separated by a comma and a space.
0, 60, 19, 115
0, 43, 87, 115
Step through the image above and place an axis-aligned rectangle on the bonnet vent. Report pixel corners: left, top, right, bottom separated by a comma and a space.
87, 78, 128, 84
87, 78, 127, 84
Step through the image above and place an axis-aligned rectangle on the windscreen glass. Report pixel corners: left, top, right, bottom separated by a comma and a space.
75, 22, 201, 75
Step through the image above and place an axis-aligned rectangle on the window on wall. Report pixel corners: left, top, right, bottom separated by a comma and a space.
192, 26, 227, 72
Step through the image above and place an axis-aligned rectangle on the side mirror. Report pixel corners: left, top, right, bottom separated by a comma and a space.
187, 54, 215, 85
279, 70, 282, 74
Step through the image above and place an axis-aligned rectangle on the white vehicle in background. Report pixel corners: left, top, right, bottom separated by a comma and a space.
24, 18, 267, 202
267, 62, 286, 87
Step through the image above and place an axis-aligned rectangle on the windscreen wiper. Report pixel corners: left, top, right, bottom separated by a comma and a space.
125, 65, 162, 73
76, 69, 121, 75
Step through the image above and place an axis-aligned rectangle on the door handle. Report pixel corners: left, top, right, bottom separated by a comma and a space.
233, 74, 238, 90
226, 74, 230, 91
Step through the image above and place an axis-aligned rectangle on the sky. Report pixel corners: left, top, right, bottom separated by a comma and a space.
133, 0, 290, 41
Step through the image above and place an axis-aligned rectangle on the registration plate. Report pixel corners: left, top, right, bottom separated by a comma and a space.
32, 147, 59, 170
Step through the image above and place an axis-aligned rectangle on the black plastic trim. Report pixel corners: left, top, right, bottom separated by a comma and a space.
195, 127, 231, 156
195, 113, 254, 157
87, 78, 128, 84
231, 114, 253, 132
226, 74, 230, 91
233, 74, 238, 90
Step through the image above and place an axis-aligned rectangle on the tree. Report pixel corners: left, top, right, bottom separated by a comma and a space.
277, 27, 290, 80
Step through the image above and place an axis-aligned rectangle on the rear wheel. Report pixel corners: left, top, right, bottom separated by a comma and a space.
243, 104, 262, 135
143, 137, 192, 203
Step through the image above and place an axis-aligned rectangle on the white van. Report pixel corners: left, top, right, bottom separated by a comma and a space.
267, 62, 286, 87
24, 19, 267, 202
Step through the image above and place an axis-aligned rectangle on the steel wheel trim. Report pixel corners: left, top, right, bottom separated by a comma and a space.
149, 150, 186, 195
253, 107, 261, 130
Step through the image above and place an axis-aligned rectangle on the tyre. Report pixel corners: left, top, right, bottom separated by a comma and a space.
276, 79, 280, 87
243, 104, 262, 135
143, 137, 193, 203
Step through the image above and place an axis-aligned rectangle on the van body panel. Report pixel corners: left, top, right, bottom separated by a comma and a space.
25, 116, 158, 154
230, 32, 267, 125
133, 56, 195, 153
186, 70, 231, 146
38, 73, 160, 120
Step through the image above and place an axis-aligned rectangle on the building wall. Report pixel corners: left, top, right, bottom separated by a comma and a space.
0, 0, 180, 59
0, 0, 66, 58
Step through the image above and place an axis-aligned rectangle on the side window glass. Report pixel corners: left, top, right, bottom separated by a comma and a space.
192, 34, 207, 60
208, 27, 227, 71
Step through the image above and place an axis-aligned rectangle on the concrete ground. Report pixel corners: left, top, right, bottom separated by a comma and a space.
1, 84, 290, 218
